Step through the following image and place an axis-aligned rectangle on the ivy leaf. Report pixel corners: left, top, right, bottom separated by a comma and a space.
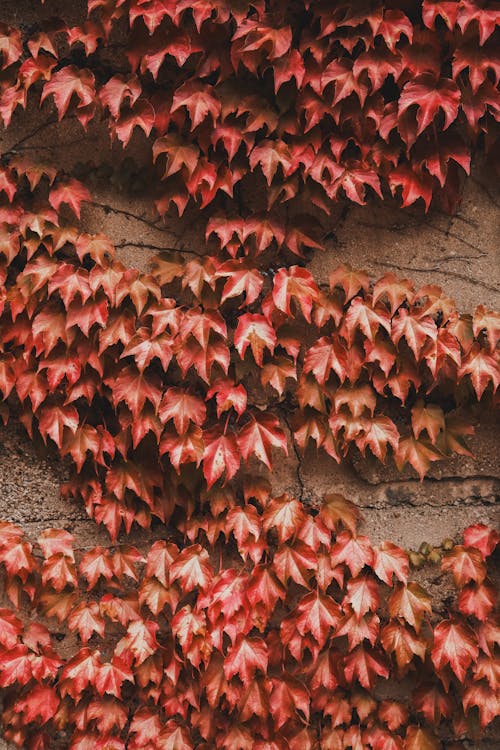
389, 165, 435, 211
463, 524, 499, 559
171, 81, 221, 129
108, 366, 162, 419
0, 24, 23, 68
128, 708, 162, 749
13, 684, 59, 725
389, 583, 432, 633
335, 611, 380, 650
113, 98, 155, 147
68, 600, 105, 643
294, 591, 341, 648
431, 618, 479, 681
263, 493, 305, 544
356, 415, 400, 462
398, 74, 460, 135
79, 547, 115, 590
381, 621, 427, 673
153, 133, 200, 178
330, 264, 370, 303
41, 552, 78, 592
37, 405, 79, 449
404, 726, 441, 750
159, 388, 206, 434
411, 401, 445, 444
169, 545, 213, 593
60, 647, 102, 699
224, 635, 268, 684
459, 343, 500, 399
245, 564, 285, 614
202, 426, 240, 488
395, 436, 443, 480
160, 424, 204, 472
303, 336, 347, 385
441, 545, 487, 587
0, 609, 23, 649
274, 541, 317, 588
392, 309, 437, 359
412, 681, 454, 724
237, 412, 288, 470
343, 645, 389, 689
216, 259, 264, 306
234, 313, 277, 366
463, 681, 500, 728
115, 619, 160, 667
0, 644, 33, 687
272, 266, 319, 322
269, 673, 310, 729
457, 0, 499, 44
41, 65, 95, 120
249, 139, 293, 185
373, 542, 409, 586
331, 532, 374, 577
458, 581, 497, 621
49, 179, 91, 218
344, 575, 380, 617
99, 74, 141, 118
319, 493, 361, 535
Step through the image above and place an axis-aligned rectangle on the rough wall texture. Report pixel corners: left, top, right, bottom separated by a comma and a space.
0, 2, 499, 747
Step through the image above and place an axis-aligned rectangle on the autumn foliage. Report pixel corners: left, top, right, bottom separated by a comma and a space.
0, 0, 499, 748
0, 506, 498, 749
0, 0, 499, 214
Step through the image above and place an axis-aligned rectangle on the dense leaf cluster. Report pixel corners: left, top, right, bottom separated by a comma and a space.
0, 164, 498, 539
0, 151, 497, 750
0, 1, 499, 748
0, 0, 499, 219
0, 506, 498, 749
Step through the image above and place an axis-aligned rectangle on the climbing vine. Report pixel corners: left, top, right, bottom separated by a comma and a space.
0, 1, 499, 748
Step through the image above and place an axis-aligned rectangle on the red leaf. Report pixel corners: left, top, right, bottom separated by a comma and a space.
202, 426, 240, 487
60, 647, 102, 699
331, 532, 374, 577
169, 544, 213, 592
463, 681, 500, 728
398, 74, 460, 135
172, 81, 221, 130
373, 542, 409, 586
159, 388, 206, 434
463, 524, 500, 558
234, 313, 276, 366
41, 65, 95, 120
441, 545, 486, 587
272, 266, 319, 322
413, 681, 454, 724
459, 343, 500, 399
343, 645, 389, 689
49, 179, 91, 218
431, 618, 479, 681
238, 412, 288, 470
14, 684, 59, 724
269, 673, 310, 729
404, 726, 440, 750
95, 656, 134, 698
0, 644, 32, 687
224, 635, 268, 685
389, 583, 432, 633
